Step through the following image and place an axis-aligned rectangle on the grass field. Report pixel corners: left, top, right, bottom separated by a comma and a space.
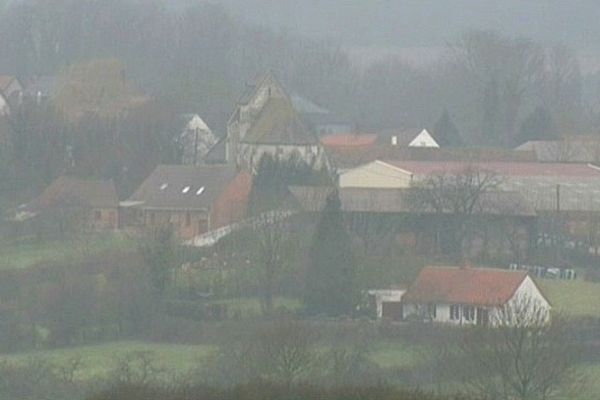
539, 278, 600, 318
0, 233, 135, 270
0, 338, 421, 382
0, 341, 213, 381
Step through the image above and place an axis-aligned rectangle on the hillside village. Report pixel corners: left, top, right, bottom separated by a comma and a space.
0, 68, 590, 331
2, 2, 600, 399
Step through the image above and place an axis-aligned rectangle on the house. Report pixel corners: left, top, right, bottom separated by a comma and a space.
378, 128, 440, 148
23, 75, 58, 103
177, 114, 218, 165
23, 176, 119, 231
0, 75, 23, 100
226, 72, 326, 170
124, 165, 252, 240
401, 266, 551, 326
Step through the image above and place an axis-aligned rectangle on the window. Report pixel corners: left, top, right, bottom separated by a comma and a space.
463, 306, 476, 321
450, 305, 460, 320
427, 304, 437, 319
94, 210, 102, 221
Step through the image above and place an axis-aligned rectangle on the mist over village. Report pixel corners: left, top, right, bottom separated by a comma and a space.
0, 1, 600, 399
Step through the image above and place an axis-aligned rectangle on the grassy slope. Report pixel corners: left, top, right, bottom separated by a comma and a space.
1, 341, 213, 381
539, 278, 600, 318
0, 233, 135, 270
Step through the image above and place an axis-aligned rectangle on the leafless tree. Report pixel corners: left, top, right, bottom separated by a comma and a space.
408, 165, 503, 259
453, 297, 581, 400
204, 319, 318, 386
252, 210, 292, 315
451, 30, 545, 145
258, 320, 317, 387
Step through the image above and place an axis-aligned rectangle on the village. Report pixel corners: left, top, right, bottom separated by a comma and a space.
6, 71, 591, 323
0, 2, 600, 399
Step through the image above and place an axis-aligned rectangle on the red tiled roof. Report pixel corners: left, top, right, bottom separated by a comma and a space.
384, 160, 600, 177
320, 133, 378, 148
402, 266, 528, 307
211, 171, 253, 229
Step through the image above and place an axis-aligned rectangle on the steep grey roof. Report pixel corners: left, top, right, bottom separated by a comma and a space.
289, 186, 535, 217
242, 97, 318, 145
204, 138, 227, 164
128, 165, 238, 210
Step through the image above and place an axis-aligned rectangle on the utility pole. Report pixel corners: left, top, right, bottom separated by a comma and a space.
192, 127, 199, 165
555, 184, 561, 265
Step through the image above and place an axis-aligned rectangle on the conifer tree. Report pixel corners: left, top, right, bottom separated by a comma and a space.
304, 190, 357, 316
433, 109, 463, 147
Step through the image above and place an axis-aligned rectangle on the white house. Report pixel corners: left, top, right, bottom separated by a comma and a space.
379, 128, 440, 148
178, 114, 217, 165
401, 266, 551, 326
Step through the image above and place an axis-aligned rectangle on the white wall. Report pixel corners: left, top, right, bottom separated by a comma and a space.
408, 129, 440, 148
238, 143, 326, 170
339, 161, 412, 188
402, 276, 550, 327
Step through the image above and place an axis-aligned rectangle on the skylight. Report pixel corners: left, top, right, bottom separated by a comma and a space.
182, 186, 190, 194
196, 186, 205, 195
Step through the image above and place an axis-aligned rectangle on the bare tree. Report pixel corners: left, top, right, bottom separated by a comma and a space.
204, 319, 318, 386
408, 165, 503, 259
252, 210, 292, 315
454, 297, 580, 400
258, 320, 317, 387
451, 30, 545, 146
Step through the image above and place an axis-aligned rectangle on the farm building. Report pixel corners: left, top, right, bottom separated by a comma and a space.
401, 266, 551, 326
22, 176, 119, 232
124, 165, 252, 240
289, 186, 536, 259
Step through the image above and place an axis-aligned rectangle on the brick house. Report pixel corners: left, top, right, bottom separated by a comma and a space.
24, 176, 119, 231
124, 165, 252, 240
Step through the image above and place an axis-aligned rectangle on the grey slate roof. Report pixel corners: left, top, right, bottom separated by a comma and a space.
128, 165, 238, 210
289, 186, 536, 217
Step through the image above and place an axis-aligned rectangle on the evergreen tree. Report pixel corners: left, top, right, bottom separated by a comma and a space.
516, 106, 560, 145
304, 190, 357, 316
433, 109, 463, 147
